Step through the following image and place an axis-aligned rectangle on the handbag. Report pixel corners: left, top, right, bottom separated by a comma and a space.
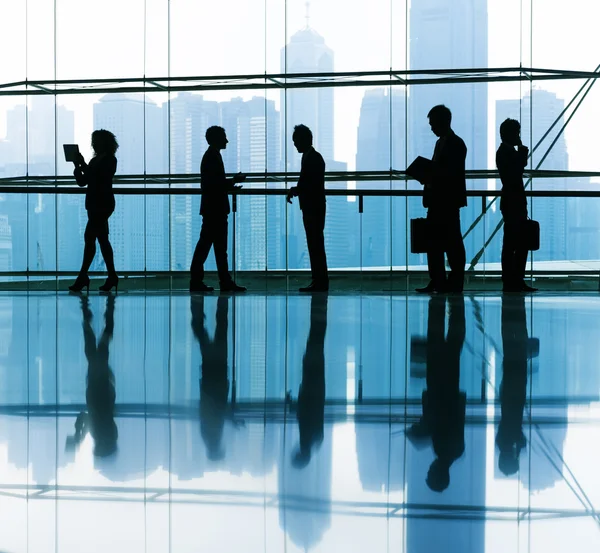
410, 217, 430, 254
523, 219, 540, 251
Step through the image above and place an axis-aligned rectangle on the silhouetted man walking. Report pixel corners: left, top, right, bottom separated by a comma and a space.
416, 105, 467, 294
287, 124, 329, 292
496, 118, 536, 292
190, 126, 246, 293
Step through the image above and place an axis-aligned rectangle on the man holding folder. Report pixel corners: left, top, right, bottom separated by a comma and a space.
408, 105, 467, 294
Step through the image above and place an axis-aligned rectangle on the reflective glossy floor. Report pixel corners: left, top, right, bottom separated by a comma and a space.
1, 291, 599, 552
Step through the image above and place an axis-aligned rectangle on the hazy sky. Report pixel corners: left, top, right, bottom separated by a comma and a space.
0, 0, 598, 173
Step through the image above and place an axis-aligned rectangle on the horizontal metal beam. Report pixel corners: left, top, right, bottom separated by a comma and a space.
0, 188, 598, 197
2, 270, 600, 277
0, 169, 597, 190
0, 66, 597, 96
0, 399, 593, 415
1, 482, 588, 521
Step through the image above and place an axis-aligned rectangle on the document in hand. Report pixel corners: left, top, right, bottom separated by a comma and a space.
406, 156, 433, 185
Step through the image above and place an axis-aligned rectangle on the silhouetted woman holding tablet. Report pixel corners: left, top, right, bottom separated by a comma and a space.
69, 129, 119, 293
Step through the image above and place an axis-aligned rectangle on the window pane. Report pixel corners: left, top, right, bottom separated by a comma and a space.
170, 0, 266, 76
56, 0, 144, 79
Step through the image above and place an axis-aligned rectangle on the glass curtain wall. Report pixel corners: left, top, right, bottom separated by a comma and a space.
0, 0, 599, 276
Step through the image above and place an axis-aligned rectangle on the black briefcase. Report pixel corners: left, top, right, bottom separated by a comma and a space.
523, 219, 540, 251
410, 218, 430, 254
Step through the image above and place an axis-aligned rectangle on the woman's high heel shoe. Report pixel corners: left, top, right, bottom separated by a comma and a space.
69, 274, 90, 293
99, 275, 119, 293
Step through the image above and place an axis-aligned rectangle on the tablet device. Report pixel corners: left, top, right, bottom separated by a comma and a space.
406, 156, 433, 184
63, 144, 80, 163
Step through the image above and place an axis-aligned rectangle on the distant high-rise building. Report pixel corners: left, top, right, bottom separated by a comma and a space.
282, 24, 334, 271
281, 23, 354, 270
94, 94, 166, 272
0, 98, 75, 271
0, 215, 11, 271
217, 99, 282, 390
4, 97, 74, 176
408, 0, 488, 270
221, 96, 281, 271
567, 176, 599, 261
406, 2, 487, 551
356, 88, 407, 268
281, 26, 334, 172
495, 89, 569, 262
167, 93, 220, 271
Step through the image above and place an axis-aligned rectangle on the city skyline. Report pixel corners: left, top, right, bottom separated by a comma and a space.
0, 2, 599, 551
0, 13, 597, 274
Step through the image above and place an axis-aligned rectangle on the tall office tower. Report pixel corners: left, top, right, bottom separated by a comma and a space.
408, 0, 488, 270
4, 97, 74, 176
167, 93, 220, 271
0, 139, 8, 173
220, 96, 282, 271
356, 88, 407, 268
281, 23, 354, 270
495, 90, 568, 262
94, 94, 166, 272
406, 2, 487, 551
281, 25, 334, 172
322, 158, 360, 269
567, 176, 597, 261
0, 216, 11, 271
282, 22, 333, 266
0, 142, 11, 271
0, 109, 26, 272
0, 98, 75, 271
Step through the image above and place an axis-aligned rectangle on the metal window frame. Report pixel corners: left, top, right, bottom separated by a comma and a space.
0, 66, 597, 96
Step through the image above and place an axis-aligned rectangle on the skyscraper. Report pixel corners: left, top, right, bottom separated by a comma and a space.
356, 88, 407, 268
567, 175, 598, 261
281, 22, 354, 270
220, 96, 281, 271
0, 98, 75, 272
94, 94, 166, 272
406, 2, 487, 551
218, 99, 282, 397
167, 93, 220, 271
0, 215, 11, 271
4, 97, 74, 176
281, 26, 334, 172
408, 0, 488, 269
495, 89, 569, 262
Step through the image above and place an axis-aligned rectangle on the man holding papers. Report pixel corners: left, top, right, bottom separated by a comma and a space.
409, 105, 467, 294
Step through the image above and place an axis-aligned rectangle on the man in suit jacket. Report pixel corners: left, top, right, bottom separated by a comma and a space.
416, 105, 467, 294
496, 118, 536, 292
287, 124, 329, 292
190, 126, 246, 293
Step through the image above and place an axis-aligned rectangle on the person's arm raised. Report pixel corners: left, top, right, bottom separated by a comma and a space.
73, 153, 88, 187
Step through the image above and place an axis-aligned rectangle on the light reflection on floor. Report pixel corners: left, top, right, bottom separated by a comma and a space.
0, 291, 599, 552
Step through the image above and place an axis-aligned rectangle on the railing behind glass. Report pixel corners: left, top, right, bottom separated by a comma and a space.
0, 170, 599, 276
